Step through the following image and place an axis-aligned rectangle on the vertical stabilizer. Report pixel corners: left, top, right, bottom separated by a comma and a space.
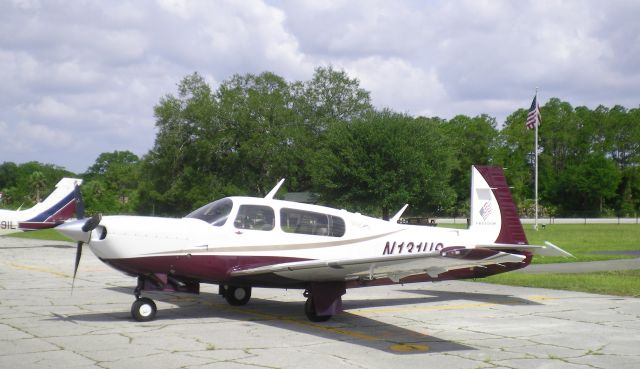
469, 166, 528, 245
18, 178, 83, 230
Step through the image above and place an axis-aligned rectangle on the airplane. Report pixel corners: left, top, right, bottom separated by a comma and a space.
0, 177, 83, 236
56, 166, 571, 322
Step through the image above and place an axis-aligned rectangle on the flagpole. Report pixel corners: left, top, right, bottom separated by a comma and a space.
534, 87, 539, 231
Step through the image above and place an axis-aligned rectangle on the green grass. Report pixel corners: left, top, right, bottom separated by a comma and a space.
439, 223, 468, 229
480, 270, 640, 297
525, 224, 640, 263
7, 228, 73, 242
482, 223, 640, 297
440, 223, 640, 263
437, 223, 640, 297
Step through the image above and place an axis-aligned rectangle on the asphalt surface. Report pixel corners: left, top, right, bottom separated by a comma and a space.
1, 237, 639, 369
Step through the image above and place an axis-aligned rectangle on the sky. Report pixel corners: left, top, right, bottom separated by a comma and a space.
1, 0, 639, 174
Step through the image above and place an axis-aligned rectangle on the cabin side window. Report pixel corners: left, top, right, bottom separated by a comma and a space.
234, 205, 275, 231
280, 208, 345, 237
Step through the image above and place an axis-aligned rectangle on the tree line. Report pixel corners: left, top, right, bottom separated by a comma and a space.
1, 67, 638, 219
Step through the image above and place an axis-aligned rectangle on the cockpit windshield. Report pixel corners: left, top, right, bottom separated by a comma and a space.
185, 198, 233, 226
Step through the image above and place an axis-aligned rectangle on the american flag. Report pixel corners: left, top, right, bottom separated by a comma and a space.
526, 95, 541, 129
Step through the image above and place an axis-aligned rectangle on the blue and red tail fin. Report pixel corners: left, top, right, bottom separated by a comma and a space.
469, 166, 528, 245
18, 178, 83, 231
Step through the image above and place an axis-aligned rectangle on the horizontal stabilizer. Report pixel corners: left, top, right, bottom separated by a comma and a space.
482, 242, 574, 257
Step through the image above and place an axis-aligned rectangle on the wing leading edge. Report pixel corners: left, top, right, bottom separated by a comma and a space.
230, 247, 527, 283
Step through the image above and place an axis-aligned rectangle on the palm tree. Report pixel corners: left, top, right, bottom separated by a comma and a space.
29, 171, 47, 203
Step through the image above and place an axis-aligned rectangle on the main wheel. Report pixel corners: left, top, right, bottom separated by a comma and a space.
224, 286, 251, 306
304, 297, 332, 322
131, 297, 157, 322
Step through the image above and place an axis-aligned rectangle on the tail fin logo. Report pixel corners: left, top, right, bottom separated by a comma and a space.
480, 201, 493, 220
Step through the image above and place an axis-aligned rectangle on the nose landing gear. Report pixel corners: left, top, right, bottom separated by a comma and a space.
131, 278, 158, 322
129, 274, 200, 322
131, 297, 157, 322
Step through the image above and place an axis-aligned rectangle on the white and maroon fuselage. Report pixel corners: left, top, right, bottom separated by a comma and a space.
61, 166, 534, 288
58, 166, 569, 321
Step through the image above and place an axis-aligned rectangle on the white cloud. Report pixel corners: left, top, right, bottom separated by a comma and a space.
1, 0, 639, 172
156, 0, 192, 19
30, 96, 77, 119
341, 57, 447, 117
0, 120, 72, 153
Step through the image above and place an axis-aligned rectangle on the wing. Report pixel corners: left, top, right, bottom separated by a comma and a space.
230, 247, 527, 283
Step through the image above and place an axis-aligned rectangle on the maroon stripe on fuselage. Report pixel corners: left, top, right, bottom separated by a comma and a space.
101, 254, 310, 286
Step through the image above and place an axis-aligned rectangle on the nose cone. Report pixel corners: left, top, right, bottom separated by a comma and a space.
56, 219, 91, 243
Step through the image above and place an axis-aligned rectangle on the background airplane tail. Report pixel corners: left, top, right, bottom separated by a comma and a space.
469, 166, 528, 245
18, 178, 83, 230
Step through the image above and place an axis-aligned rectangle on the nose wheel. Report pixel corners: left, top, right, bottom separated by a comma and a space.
131, 297, 157, 322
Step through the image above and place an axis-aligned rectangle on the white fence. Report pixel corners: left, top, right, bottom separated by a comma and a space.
521, 218, 640, 225
435, 217, 640, 225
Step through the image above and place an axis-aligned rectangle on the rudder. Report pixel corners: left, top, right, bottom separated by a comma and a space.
470, 166, 528, 245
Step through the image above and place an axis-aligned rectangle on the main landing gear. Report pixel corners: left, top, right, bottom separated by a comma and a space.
219, 285, 252, 306
303, 282, 345, 322
303, 290, 332, 322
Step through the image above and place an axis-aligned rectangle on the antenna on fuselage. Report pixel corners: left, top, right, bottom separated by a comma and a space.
265, 178, 285, 200
390, 204, 409, 223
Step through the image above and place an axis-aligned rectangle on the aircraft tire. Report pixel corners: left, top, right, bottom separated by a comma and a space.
224, 286, 251, 306
304, 297, 332, 322
131, 297, 157, 322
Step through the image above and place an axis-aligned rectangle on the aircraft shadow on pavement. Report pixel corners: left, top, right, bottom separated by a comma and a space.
52, 286, 553, 354
384, 289, 544, 307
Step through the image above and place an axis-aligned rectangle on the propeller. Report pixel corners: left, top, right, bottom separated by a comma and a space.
71, 212, 101, 292
58, 184, 103, 292
74, 183, 85, 220
71, 183, 86, 291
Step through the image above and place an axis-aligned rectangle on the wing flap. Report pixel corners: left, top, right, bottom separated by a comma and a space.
230, 247, 527, 282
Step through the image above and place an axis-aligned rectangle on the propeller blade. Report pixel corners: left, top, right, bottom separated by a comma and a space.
81, 213, 102, 232
72, 241, 83, 292
74, 184, 85, 220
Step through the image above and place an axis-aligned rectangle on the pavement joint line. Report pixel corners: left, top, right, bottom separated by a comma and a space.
7, 262, 70, 278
